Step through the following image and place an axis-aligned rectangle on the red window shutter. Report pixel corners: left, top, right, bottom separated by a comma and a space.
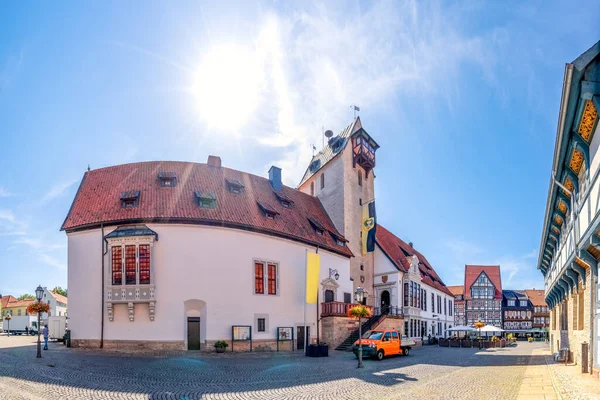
125, 245, 137, 285
112, 247, 123, 285
255, 263, 264, 294
268, 264, 277, 295
139, 245, 150, 284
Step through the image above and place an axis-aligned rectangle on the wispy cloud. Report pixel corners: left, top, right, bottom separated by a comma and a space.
185, 2, 497, 184
37, 253, 67, 271
444, 239, 543, 289
0, 186, 13, 197
41, 179, 79, 204
0, 209, 15, 223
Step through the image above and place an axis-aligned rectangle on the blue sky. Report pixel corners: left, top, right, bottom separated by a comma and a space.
1, 1, 598, 296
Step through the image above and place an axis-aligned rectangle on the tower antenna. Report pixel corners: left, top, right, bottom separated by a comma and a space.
311, 144, 317, 156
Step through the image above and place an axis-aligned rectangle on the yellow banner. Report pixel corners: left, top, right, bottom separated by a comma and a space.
305, 252, 321, 304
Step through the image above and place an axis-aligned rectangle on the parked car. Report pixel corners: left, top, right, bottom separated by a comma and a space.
352, 330, 416, 360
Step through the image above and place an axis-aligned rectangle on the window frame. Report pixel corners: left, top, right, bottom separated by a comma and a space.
109, 241, 153, 286
320, 173, 325, 189
254, 260, 279, 296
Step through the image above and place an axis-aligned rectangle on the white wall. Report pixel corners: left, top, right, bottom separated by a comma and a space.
68, 224, 352, 345
587, 123, 600, 179
373, 245, 454, 337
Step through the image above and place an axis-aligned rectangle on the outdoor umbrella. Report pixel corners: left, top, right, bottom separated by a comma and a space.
479, 325, 504, 333
446, 326, 476, 332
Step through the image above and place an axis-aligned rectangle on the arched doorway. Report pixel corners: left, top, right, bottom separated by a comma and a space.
381, 290, 390, 314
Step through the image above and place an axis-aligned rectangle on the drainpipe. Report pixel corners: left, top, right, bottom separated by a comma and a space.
100, 224, 107, 348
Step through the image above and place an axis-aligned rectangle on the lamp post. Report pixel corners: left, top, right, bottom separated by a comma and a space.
328, 268, 340, 281
355, 287, 365, 368
35, 285, 44, 358
5, 313, 11, 336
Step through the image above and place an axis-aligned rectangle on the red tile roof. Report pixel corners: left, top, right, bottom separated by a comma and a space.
524, 289, 547, 307
375, 225, 453, 296
61, 160, 353, 258
50, 291, 68, 305
447, 285, 464, 296
1, 295, 35, 309
464, 265, 502, 300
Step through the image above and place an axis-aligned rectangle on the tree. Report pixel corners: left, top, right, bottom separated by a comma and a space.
17, 294, 35, 301
347, 305, 372, 368
52, 287, 67, 297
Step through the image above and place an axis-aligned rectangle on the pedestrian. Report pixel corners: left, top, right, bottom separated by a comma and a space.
25, 326, 29, 335
42, 325, 49, 350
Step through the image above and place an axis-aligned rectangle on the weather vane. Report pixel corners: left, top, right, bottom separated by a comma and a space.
350, 104, 360, 118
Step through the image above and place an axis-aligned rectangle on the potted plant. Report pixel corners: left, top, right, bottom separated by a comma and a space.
214, 340, 229, 353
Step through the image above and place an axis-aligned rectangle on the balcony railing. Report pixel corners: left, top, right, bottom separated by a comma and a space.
373, 306, 404, 317
320, 301, 373, 317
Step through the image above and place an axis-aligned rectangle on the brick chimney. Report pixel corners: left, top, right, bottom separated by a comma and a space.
207, 155, 221, 168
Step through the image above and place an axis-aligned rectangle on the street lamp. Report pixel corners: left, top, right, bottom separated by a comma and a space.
355, 287, 365, 368
329, 268, 340, 281
4, 313, 11, 336
35, 285, 44, 359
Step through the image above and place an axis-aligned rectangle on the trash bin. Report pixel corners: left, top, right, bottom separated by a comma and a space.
64, 329, 71, 348
305, 344, 319, 357
318, 343, 329, 357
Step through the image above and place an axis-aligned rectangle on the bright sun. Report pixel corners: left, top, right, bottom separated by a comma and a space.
193, 44, 262, 132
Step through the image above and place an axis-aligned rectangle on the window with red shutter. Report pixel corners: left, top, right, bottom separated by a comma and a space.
139, 245, 151, 284
125, 245, 137, 285
112, 246, 123, 285
268, 264, 277, 295
255, 262, 264, 294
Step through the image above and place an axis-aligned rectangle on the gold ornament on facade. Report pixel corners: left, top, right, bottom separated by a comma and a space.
552, 227, 559, 234
578, 100, 598, 142
575, 257, 590, 270
555, 215, 563, 226
569, 148, 584, 174
557, 201, 567, 215
563, 178, 574, 197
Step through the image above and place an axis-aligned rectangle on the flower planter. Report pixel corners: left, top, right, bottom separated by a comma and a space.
438, 338, 449, 347
460, 339, 472, 348
449, 340, 461, 347
215, 347, 226, 353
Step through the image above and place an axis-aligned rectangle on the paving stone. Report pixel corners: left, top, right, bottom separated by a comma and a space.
0, 336, 593, 399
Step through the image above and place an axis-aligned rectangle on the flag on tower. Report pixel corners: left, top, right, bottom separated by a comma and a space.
361, 201, 376, 255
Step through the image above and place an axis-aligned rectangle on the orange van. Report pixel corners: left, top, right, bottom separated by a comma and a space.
352, 330, 415, 360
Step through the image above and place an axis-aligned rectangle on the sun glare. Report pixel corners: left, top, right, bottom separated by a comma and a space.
193, 44, 262, 132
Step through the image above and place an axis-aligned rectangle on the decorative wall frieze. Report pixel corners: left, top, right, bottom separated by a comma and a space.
578, 99, 598, 142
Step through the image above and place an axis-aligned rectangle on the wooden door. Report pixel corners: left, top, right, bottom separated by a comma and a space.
187, 317, 200, 350
297, 326, 310, 350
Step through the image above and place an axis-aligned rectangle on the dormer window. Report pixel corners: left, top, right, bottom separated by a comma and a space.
307, 217, 325, 235
158, 172, 177, 187
273, 191, 294, 208
329, 231, 347, 247
225, 178, 245, 194
309, 159, 321, 173
195, 190, 217, 209
257, 201, 279, 219
120, 190, 140, 208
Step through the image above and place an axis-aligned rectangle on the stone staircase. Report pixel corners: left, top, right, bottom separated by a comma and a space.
335, 313, 386, 351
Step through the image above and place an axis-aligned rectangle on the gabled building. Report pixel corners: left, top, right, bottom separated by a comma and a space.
536, 41, 600, 375
463, 265, 502, 328
448, 285, 465, 326
374, 225, 454, 340
62, 157, 353, 350
502, 290, 533, 332
525, 289, 549, 329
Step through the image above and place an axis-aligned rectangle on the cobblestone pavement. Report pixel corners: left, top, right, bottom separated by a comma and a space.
0, 336, 575, 400
542, 349, 600, 400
